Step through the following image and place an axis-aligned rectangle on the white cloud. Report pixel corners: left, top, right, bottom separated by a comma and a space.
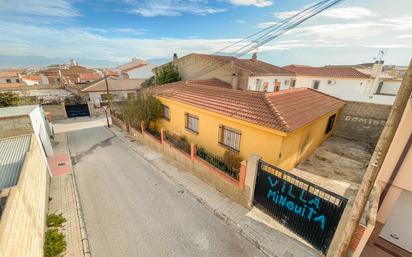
257, 21, 278, 28
229, 0, 273, 8
275, 6, 376, 20
383, 16, 412, 30
0, 22, 240, 62
366, 44, 412, 49
0, 0, 79, 18
129, 1, 225, 17
396, 34, 412, 39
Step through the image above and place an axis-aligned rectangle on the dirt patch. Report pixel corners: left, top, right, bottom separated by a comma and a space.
296, 136, 373, 184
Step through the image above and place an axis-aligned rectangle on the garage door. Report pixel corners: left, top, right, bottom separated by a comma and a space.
380, 190, 412, 252
65, 104, 90, 118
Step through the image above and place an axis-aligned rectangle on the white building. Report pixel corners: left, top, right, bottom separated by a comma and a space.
283, 61, 399, 105
0, 70, 22, 84
21, 74, 49, 86
0, 105, 54, 156
117, 58, 156, 79
81, 77, 143, 106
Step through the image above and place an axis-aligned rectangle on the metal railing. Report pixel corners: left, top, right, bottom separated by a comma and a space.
165, 132, 190, 154
146, 127, 161, 141
196, 147, 240, 181
254, 160, 347, 253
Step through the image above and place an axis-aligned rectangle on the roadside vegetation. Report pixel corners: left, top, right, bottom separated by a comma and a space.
44, 213, 66, 257
121, 92, 163, 129
142, 62, 181, 87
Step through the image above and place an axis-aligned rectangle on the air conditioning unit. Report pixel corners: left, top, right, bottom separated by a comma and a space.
327, 80, 336, 85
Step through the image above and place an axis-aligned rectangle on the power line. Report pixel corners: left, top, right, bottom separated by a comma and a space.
188, 0, 343, 80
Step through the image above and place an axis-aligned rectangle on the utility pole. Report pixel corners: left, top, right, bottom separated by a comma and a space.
104, 73, 111, 127
333, 59, 412, 257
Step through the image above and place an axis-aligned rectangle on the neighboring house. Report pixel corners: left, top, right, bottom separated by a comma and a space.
153, 53, 295, 91
78, 72, 102, 83
81, 77, 143, 106
0, 70, 22, 84
354, 93, 412, 257
283, 61, 399, 105
0, 105, 54, 157
117, 58, 156, 79
21, 74, 49, 86
153, 79, 345, 170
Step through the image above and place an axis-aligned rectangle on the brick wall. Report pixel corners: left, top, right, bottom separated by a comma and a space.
334, 101, 392, 145
0, 135, 50, 257
349, 225, 366, 251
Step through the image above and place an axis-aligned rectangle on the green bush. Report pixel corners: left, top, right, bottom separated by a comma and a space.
47, 213, 66, 227
44, 229, 66, 257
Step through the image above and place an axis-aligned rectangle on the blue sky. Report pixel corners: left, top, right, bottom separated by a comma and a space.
0, 0, 411, 67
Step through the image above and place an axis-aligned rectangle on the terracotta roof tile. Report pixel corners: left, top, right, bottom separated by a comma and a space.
81, 77, 143, 92
283, 65, 370, 79
22, 75, 41, 81
152, 79, 345, 132
190, 54, 295, 76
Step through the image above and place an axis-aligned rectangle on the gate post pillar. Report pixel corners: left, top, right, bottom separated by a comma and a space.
244, 154, 261, 208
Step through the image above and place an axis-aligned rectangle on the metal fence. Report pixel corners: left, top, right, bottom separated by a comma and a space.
253, 160, 347, 253
196, 147, 239, 181
146, 127, 161, 141
165, 132, 190, 154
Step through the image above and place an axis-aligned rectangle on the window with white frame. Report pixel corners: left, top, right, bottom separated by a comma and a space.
185, 113, 198, 133
256, 79, 262, 91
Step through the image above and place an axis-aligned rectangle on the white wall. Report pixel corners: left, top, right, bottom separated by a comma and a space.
0, 77, 20, 83
293, 76, 395, 105
89, 91, 134, 104
379, 80, 401, 95
29, 106, 54, 156
247, 75, 295, 92
22, 79, 40, 86
126, 64, 156, 79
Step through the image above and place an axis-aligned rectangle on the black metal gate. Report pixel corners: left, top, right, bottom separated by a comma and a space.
253, 160, 347, 253
65, 104, 90, 118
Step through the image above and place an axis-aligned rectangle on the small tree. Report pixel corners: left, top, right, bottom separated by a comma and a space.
121, 92, 162, 129
155, 63, 181, 85
0, 92, 20, 107
141, 76, 155, 88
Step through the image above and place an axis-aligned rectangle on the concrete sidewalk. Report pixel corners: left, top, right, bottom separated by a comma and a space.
109, 126, 322, 257
48, 133, 89, 257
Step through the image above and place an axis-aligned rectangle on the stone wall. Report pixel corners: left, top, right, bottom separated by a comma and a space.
43, 103, 67, 121
0, 116, 33, 139
0, 135, 50, 257
333, 101, 392, 145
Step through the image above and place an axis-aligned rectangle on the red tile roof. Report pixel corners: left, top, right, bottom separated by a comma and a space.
22, 75, 41, 81
283, 65, 370, 79
79, 73, 102, 81
121, 63, 148, 73
152, 79, 345, 132
81, 77, 143, 92
188, 54, 295, 76
186, 78, 232, 89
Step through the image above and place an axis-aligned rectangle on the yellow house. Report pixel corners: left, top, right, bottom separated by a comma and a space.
152, 79, 345, 170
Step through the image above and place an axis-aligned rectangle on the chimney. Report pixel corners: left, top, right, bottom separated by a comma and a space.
231, 72, 239, 90
371, 60, 384, 79
251, 52, 257, 61
173, 53, 178, 61
370, 60, 384, 95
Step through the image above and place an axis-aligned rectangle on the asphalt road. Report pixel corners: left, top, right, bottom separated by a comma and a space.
67, 126, 265, 257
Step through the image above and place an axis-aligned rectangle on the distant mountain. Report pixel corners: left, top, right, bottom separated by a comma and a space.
0, 55, 171, 70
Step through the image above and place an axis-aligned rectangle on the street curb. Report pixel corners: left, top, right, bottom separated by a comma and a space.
67, 134, 92, 257
108, 126, 274, 257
